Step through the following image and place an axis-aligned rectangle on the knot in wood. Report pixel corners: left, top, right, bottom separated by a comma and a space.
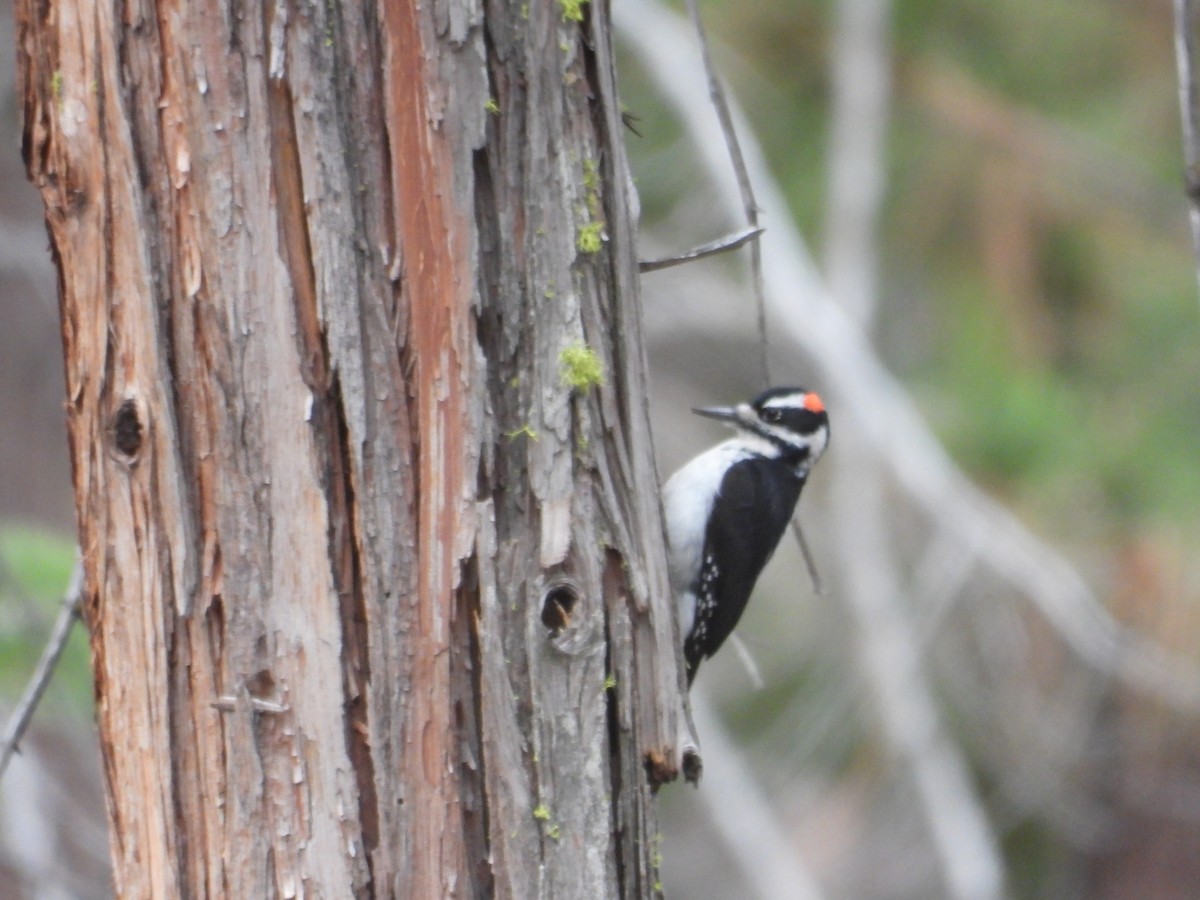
110, 399, 144, 462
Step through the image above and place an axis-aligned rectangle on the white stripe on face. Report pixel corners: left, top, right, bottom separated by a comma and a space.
759, 391, 809, 410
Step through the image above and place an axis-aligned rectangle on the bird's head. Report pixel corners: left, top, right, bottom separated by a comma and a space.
693, 386, 830, 469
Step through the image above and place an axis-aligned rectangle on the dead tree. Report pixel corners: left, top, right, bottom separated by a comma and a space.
15, 0, 687, 894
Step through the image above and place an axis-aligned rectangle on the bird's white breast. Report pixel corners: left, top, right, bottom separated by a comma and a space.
663, 440, 752, 635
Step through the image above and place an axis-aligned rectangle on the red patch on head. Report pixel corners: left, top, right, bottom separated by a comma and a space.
803, 393, 825, 413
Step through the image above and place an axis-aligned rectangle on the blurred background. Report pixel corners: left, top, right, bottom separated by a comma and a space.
3, 0, 1200, 897
625, 0, 1200, 897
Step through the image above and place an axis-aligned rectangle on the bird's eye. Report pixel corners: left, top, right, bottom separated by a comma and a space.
764, 409, 783, 423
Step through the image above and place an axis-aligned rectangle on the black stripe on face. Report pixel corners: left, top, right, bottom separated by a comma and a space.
751, 406, 827, 445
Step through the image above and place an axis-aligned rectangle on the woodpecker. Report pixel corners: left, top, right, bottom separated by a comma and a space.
663, 387, 830, 686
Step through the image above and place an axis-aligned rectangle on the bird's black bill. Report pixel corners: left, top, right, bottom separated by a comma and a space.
692, 405, 741, 424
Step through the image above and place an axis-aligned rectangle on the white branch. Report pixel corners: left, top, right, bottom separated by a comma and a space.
821, 5, 1003, 891
824, 0, 892, 329
830, 438, 1005, 899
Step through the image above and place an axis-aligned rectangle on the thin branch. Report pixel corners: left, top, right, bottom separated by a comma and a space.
683, 0, 770, 389
680, 0, 828, 594
1175, 0, 1200, 293
789, 517, 826, 596
211, 694, 291, 715
638, 226, 763, 272
0, 559, 85, 780
725, 633, 765, 691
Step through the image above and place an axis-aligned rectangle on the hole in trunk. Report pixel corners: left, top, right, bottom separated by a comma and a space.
540, 581, 579, 634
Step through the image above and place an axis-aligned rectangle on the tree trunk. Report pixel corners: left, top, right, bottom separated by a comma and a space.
15, 0, 688, 895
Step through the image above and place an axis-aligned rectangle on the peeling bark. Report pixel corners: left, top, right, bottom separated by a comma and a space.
16, 0, 686, 895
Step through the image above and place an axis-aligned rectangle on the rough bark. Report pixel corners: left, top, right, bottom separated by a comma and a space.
15, 0, 687, 895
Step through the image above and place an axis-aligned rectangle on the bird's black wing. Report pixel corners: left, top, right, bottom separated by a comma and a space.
684, 458, 804, 683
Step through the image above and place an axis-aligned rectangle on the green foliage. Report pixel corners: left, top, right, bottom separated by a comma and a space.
0, 526, 92, 713
998, 814, 1072, 898
0, 526, 74, 600
916, 218, 1200, 528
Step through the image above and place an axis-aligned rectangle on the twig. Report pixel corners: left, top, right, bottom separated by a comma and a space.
683, 0, 770, 389
681, 0, 829, 595
1174, 0, 1200, 293
638, 226, 763, 272
0, 559, 85, 780
725, 634, 765, 691
789, 517, 825, 596
211, 693, 291, 715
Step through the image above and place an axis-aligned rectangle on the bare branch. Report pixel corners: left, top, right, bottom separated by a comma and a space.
789, 516, 825, 596
725, 634, 765, 691
683, 0, 771, 388
638, 226, 763, 272
679, 0, 829, 596
0, 559, 84, 780
211, 694, 291, 715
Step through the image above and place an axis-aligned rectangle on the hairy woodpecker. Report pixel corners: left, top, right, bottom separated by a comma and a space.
663, 387, 830, 685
